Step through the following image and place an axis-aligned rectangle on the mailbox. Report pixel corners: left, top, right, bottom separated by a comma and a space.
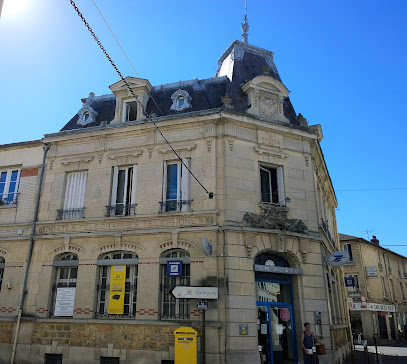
174, 326, 198, 364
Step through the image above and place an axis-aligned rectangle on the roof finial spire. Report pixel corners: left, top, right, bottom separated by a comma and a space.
241, 0, 249, 44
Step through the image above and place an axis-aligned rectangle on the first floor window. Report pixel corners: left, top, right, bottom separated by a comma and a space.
0, 257, 4, 292
0, 169, 20, 205
58, 171, 87, 220
346, 274, 360, 294
160, 249, 190, 319
381, 277, 387, 298
97, 251, 138, 318
400, 282, 405, 302
108, 166, 137, 216
162, 160, 190, 212
259, 164, 284, 204
344, 244, 353, 263
53, 254, 78, 316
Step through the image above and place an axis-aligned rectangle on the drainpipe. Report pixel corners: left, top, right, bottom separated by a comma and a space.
11, 144, 49, 364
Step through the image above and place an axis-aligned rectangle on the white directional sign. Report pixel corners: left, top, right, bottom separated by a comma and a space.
172, 286, 218, 299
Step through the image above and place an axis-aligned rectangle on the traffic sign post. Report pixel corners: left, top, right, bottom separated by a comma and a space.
195, 301, 210, 364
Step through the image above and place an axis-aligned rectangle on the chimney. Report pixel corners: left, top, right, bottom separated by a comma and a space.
370, 236, 379, 245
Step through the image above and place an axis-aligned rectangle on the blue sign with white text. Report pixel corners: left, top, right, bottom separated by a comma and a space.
166, 260, 183, 277
345, 276, 355, 287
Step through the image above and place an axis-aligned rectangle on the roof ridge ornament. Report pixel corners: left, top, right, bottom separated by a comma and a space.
241, 0, 249, 44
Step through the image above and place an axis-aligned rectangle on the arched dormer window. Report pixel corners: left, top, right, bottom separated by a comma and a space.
96, 251, 138, 318
52, 253, 79, 317
160, 249, 190, 319
170, 89, 192, 112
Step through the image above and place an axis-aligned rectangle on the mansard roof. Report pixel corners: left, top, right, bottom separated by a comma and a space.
60, 40, 301, 132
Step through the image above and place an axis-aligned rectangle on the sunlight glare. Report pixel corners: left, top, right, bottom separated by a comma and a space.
2, 0, 30, 17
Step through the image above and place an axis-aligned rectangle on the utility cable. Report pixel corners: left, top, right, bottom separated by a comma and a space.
337, 188, 407, 192
69, 0, 212, 197
90, 0, 164, 117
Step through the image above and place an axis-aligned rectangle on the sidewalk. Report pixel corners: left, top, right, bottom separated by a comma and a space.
343, 342, 407, 364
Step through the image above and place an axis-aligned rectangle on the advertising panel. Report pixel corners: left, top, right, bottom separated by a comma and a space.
108, 265, 126, 315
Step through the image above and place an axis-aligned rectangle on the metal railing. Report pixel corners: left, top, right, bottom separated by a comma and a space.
0, 192, 19, 206
159, 199, 192, 213
105, 204, 136, 217
56, 208, 85, 220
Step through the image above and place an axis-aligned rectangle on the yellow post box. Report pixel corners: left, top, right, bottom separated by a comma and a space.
174, 326, 198, 364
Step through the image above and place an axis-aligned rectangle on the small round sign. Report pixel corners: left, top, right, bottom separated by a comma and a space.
361, 296, 366, 302
280, 308, 290, 322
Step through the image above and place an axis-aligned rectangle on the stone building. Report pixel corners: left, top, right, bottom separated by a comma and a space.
0, 37, 351, 363
340, 234, 407, 344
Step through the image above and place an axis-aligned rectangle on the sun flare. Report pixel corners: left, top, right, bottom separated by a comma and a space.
2, 0, 29, 17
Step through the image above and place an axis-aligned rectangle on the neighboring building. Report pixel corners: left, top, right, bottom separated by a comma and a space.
340, 234, 407, 344
0, 37, 351, 363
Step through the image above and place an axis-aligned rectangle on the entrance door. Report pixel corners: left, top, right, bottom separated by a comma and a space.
257, 305, 295, 364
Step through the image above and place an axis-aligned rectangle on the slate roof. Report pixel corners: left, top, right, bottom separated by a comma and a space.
339, 233, 362, 241
60, 41, 301, 132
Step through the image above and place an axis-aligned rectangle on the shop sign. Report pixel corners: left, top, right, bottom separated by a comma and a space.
350, 302, 396, 312
345, 276, 355, 287
324, 251, 350, 267
366, 266, 378, 278
254, 264, 303, 275
54, 287, 76, 316
280, 308, 290, 322
108, 265, 126, 314
167, 260, 183, 277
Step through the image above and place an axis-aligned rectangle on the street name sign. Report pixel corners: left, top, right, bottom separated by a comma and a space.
172, 286, 218, 299
196, 301, 209, 310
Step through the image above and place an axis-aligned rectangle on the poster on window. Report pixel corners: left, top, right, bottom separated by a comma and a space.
54, 287, 76, 316
108, 265, 126, 315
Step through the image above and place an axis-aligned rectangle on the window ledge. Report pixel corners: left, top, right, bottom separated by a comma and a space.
0, 204, 17, 209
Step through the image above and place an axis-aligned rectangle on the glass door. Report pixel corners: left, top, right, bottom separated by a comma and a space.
257, 305, 295, 364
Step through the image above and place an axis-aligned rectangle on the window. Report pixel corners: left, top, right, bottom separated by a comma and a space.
45, 354, 62, 364
344, 244, 353, 263
123, 100, 138, 122
0, 169, 20, 205
389, 279, 394, 301
107, 166, 137, 216
346, 274, 360, 294
53, 254, 78, 316
96, 251, 138, 318
400, 282, 405, 302
377, 251, 383, 271
160, 250, 190, 319
170, 89, 192, 112
381, 277, 387, 298
100, 357, 120, 364
58, 171, 87, 220
0, 257, 5, 292
161, 160, 191, 212
259, 165, 284, 204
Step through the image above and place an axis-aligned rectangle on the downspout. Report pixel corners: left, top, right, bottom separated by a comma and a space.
11, 144, 49, 364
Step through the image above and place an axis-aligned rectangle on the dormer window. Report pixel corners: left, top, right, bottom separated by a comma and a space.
77, 92, 98, 126
123, 100, 138, 122
170, 89, 191, 112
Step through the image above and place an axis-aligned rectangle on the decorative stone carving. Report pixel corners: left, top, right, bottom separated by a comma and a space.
227, 136, 234, 151
244, 233, 255, 258
304, 155, 310, 166
243, 205, 308, 234
277, 230, 286, 252
258, 92, 278, 118
221, 93, 233, 109
77, 92, 98, 125
170, 89, 192, 112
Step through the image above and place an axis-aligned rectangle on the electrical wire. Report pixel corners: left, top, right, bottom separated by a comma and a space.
69, 0, 211, 196
90, 0, 164, 117
337, 188, 407, 192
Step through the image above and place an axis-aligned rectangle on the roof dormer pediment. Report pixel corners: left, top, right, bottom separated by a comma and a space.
109, 77, 153, 94
242, 75, 290, 123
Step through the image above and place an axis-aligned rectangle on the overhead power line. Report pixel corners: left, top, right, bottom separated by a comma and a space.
69, 0, 212, 197
337, 188, 407, 192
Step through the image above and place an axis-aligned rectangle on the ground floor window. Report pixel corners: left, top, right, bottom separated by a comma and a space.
45, 354, 62, 364
97, 251, 138, 318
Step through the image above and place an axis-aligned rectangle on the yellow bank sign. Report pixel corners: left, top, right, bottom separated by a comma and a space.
108, 265, 126, 315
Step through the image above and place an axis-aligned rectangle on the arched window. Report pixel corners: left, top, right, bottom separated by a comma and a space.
0, 257, 5, 292
96, 251, 138, 318
53, 253, 78, 316
160, 249, 190, 319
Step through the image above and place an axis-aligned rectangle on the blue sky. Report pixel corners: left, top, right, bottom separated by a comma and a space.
1, 0, 406, 255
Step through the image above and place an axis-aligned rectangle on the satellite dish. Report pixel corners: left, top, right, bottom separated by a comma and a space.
202, 237, 212, 256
